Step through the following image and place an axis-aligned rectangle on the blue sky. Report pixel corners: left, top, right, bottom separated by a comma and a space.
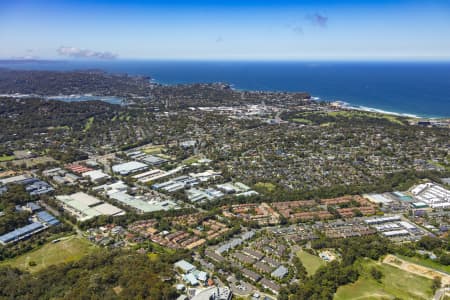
1, 0, 449, 60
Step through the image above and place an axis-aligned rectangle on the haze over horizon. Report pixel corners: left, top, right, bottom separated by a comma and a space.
1, 0, 450, 61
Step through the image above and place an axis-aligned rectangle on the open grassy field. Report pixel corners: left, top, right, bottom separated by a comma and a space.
291, 118, 313, 125
0, 155, 15, 162
334, 259, 433, 300
142, 145, 165, 155
254, 182, 277, 193
327, 111, 406, 125
297, 250, 327, 275
0, 235, 97, 273
183, 155, 201, 165
398, 254, 450, 274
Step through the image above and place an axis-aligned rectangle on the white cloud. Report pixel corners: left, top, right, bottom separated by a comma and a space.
57, 46, 117, 59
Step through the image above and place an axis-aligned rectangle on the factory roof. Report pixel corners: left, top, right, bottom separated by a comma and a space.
112, 161, 148, 175
69, 192, 103, 206
56, 192, 124, 221
82, 170, 111, 182
94, 203, 126, 216
0, 222, 44, 244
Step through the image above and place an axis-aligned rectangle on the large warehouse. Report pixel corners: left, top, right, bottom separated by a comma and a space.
112, 161, 148, 175
56, 192, 125, 221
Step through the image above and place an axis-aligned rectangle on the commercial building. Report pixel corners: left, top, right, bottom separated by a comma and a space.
108, 191, 179, 214
153, 175, 200, 192
141, 155, 167, 166
112, 161, 148, 176
364, 216, 401, 225
186, 188, 224, 203
411, 183, 450, 209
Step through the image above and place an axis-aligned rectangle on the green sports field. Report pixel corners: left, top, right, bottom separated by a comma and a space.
0, 235, 97, 273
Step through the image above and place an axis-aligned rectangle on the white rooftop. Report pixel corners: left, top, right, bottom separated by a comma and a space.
82, 170, 110, 181
112, 161, 148, 175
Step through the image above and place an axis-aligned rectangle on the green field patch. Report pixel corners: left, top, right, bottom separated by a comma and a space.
292, 118, 313, 124
254, 182, 276, 193
156, 153, 172, 160
334, 259, 433, 300
327, 111, 405, 125
0, 236, 97, 273
296, 250, 327, 275
84, 116, 94, 132
142, 145, 165, 155
0, 155, 15, 162
183, 155, 201, 165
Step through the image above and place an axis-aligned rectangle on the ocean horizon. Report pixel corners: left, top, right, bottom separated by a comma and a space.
1, 60, 449, 118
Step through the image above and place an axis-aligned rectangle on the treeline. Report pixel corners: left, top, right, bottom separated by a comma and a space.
0, 185, 32, 236
397, 235, 450, 266
279, 235, 391, 300
258, 169, 447, 203
0, 97, 119, 142
0, 250, 178, 299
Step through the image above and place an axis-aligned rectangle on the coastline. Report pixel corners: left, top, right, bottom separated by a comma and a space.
153, 78, 445, 119
0, 61, 449, 119
330, 100, 422, 119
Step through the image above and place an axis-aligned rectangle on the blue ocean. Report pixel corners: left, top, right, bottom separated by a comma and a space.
1, 60, 449, 118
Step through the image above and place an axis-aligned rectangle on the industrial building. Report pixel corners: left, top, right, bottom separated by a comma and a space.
108, 190, 178, 214
24, 179, 54, 196
82, 170, 111, 183
366, 215, 425, 241
112, 161, 148, 176
411, 183, 450, 209
186, 188, 224, 203
152, 175, 200, 192
364, 216, 401, 225
0, 174, 32, 185
0, 209, 59, 245
0, 222, 44, 245
216, 182, 258, 197
56, 192, 125, 221
36, 211, 60, 226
